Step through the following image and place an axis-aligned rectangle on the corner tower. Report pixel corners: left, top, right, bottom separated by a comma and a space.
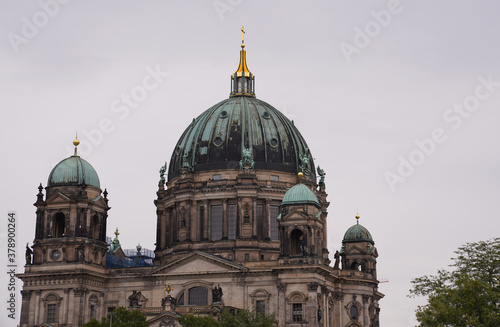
31, 137, 110, 266
278, 175, 330, 266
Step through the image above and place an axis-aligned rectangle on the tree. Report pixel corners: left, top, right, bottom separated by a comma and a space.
178, 308, 276, 327
409, 238, 500, 327
82, 307, 148, 327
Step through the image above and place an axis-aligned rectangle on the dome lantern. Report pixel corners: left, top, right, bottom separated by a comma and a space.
230, 26, 255, 97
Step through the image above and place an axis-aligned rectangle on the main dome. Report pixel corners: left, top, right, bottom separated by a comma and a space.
47, 155, 100, 188
168, 95, 315, 181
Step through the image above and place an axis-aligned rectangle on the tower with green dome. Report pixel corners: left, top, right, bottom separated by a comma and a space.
30, 137, 110, 267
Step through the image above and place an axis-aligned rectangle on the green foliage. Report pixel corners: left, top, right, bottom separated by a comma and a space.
178, 308, 276, 327
409, 238, 500, 327
178, 314, 221, 327
82, 307, 148, 327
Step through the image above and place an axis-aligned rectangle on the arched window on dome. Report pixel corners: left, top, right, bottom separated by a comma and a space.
53, 212, 65, 238
290, 229, 303, 255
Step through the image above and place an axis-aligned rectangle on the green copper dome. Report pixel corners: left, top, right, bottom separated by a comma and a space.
47, 155, 100, 188
168, 95, 315, 181
343, 222, 374, 244
281, 183, 320, 208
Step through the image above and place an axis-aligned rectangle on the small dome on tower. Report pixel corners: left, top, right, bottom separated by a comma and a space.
343, 216, 374, 244
281, 183, 320, 208
47, 138, 100, 188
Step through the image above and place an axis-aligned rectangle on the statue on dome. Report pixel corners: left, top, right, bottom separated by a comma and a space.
317, 166, 326, 185
239, 147, 254, 171
181, 154, 192, 174
299, 153, 310, 175
159, 162, 167, 186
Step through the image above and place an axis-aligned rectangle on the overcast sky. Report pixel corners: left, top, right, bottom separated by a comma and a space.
1, 1, 499, 326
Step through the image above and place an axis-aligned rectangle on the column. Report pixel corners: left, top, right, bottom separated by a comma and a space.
63, 288, 71, 325
307, 282, 319, 327
252, 197, 257, 238
222, 199, 228, 239
34, 290, 41, 325
203, 200, 209, 240
186, 200, 191, 241
191, 200, 198, 241
276, 283, 287, 325
264, 199, 270, 239
20, 290, 32, 327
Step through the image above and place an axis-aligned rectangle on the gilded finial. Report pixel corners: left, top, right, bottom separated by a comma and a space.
298, 172, 304, 179
164, 282, 174, 296
114, 228, 119, 238
355, 211, 360, 223
241, 26, 245, 48
73, 133, 80, 156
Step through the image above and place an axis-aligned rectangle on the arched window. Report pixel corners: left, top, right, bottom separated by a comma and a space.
290, 229, 303, 255
53, 212, 65, 238
91, 215, 99, 239
43, 293, 61, 324
188, 287, 208, 305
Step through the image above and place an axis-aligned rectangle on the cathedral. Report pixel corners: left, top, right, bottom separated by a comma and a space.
18, 30, 383, 327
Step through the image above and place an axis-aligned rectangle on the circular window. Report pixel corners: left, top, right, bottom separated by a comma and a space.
220, 110, 228, 118
262, 111, 270, 119
269, 138, 278, 147
51, 250, 61, 261
213, 137, 223, 147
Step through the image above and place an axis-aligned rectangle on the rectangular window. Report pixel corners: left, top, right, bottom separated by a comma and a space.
47, 304, 57, 323
245, 253, 249, 261
90, 305, 95, 320
270, 206, 280, 241
107, 307, 116, 313
292, 303, 303, 322
213, 174, 222, 180
228, 204, 236, 240
211, 205, 223, 240
256, 300, 265, 315
271, 175, 279, 181
257, 204, 264, 239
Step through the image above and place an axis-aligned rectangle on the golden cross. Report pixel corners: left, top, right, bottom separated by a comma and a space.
241, 26, 245, 45
164, 282, 174, 296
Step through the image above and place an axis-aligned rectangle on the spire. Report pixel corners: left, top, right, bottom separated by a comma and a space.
230, 26, 255, 97
73, 133, 80, 156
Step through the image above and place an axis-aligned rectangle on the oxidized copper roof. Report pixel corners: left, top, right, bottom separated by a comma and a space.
168, 95, 315, 181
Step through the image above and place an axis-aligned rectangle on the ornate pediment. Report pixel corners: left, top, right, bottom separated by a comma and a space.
45, 192, 71, 204
152, 251, 247, 275
344, 245, 367, 255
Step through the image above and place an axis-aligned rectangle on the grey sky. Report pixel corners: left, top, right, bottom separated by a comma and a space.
1, 1, 499, 326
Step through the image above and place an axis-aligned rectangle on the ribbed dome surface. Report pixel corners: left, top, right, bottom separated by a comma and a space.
47, 155, 100, 188
343, 222, 374, 244
282, 183, 320, 207
168, 95, 315, 181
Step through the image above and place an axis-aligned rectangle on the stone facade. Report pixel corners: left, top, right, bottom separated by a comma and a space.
18, 39, 383, 327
